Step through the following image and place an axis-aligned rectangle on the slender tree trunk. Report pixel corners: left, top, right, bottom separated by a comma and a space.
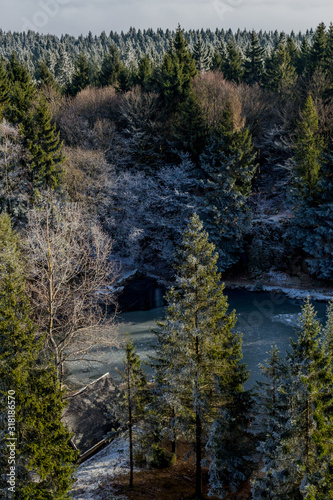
195, 407, 202, 499
46, 215, 62, 384
195, 270, 202, 499
127, 353, 134, 488
171, 406, 176, 454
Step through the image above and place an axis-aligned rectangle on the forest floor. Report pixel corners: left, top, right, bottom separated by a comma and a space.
96, 439, 253, 500
72, 435, 255, 500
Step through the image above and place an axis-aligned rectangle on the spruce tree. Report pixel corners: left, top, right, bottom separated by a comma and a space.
193, 35, 211, 73
0, 213, 77, 499
310, 22, 327, 75
114, 339, 149, 488
159, 25, 197, 110
222, 41, 244, 83
136, 55, 153, 91
252, 300, 333, 499
23, 97, 64, 191
244, 31, 265, 84
264, 35, 297, 94
171, 90, 207, 161
5, 53, 36, 125
0, 60, 9, 116
294, 93, 324, 200
36, 60, 59, 91
98, 44, 122, 86
69, 54, 91, 96
152, 214, 247, 499
198, 103, 257, 270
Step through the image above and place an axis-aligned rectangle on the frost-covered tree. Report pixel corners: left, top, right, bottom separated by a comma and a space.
152, 214, 246, 499
24, 197, 119, 384
193, 35, 211, 73
198, 103, 257, 270
264, 35, 297, 95
252, 300, 333, 499
108, 159, 197, 273
54, 46, 74, 89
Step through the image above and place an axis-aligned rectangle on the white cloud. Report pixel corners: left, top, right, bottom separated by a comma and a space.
0, 0, 331, 35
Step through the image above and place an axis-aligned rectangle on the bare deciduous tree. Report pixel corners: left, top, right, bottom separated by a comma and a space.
24, 196, 120, 386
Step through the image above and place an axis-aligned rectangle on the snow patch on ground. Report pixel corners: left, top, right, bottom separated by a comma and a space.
261, 285, 333, 302
71, 434, 136, 500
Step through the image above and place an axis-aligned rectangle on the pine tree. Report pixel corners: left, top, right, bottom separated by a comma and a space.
251, 346, 293, 499
136, 55, 153, 90
115, 339, 149, 488
159, 25, 197, 110
152, 214, 247, 499
310, 22, 327, 75
5, 52, 36, 125
294, 93, 324, 200
36, 60, 59, 91
23, 97, 64, 191
244, 30, 265, 85
0, 213, 77, 499
98, 44, 122, 86
193, 35, 211, 73
0, 60, 9, 116
264, 35, 297, 94
171, 90, 207, 161
252, 300, 333, 499
54, 46, 74, 90
69, 54, 91, 96
198, 103, 257, 270
222, 41, 244, 83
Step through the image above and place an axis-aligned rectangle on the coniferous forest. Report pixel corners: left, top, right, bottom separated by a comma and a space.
1, 22, 333, 499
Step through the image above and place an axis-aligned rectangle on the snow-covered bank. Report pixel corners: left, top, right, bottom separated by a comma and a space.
71, 434, 136, 500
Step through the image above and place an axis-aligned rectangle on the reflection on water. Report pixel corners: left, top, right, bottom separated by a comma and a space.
65, 289, 328, 389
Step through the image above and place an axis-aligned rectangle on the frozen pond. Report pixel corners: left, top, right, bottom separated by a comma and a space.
65, 289, 328, 389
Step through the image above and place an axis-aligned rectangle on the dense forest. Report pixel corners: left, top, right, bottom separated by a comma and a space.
1, 22, 333, 499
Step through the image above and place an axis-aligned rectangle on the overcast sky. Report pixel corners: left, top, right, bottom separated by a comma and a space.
0, 0, 332, 36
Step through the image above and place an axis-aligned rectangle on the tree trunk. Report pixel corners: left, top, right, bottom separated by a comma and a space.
196, 409, 202, 499
127, 354, 134, 488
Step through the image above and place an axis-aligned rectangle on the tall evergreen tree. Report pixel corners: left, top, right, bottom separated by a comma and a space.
69, 54, 91, 96
36, 60, 59, 92
222, 41, 244, 83
159, 25, 197, 110
0, 213, 77, 499
171, 90, 207, 161
198, 103, 257, 270
264, 35, 297, 94
23, 97, 64, 191
0, 60, 9, 116
310, 22, 327, 75
294, 93, 324, 200
152, 214, 247, 499
244, 30, 265, 84
5, 53, 36, 125
98, 44, 122, 86
252, 300, 333, 499
115, 339, 149, 488
193, 35, 211, 73
136, 55, 153, 91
